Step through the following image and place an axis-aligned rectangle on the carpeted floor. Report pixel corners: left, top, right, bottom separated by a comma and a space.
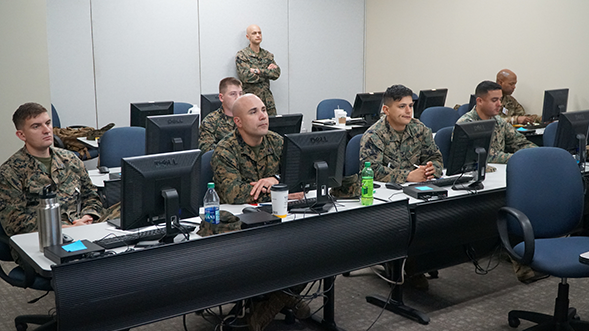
2, 256, 589, 331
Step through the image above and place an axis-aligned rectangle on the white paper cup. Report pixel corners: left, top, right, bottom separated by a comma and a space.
271, 184, 288, 218
334, 109, 347, 126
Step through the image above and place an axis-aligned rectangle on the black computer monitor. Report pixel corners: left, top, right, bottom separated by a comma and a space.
445, 120, 496, 190
468, 94, 477, 111
554, 110, 589, 163
351, 92, 384, 123
200, 93, 222, 121
541, 88, 569, 123
130, 101, 174, 128
281, 130, 346, 213
120, 149, 201, 242
268, 114, 303, 137
413, 88, 448, 119
145, 113, 200, 154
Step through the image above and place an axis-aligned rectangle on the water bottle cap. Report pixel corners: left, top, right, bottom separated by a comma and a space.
40, 184, 56, 199
207, 182, 215, 189
364, 161, 371, 167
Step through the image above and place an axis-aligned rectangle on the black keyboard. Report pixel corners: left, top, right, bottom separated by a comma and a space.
346, 118, 366, 125
410, 175, 474, 188
523, 123, 548, 129
258, 197, 320, 213
93, 225, 195, 249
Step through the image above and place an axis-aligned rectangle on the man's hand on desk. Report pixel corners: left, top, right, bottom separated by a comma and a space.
288, 192, 304, 200
406, 161, 435, 182
63, 214, 94, 228
250, 177, 280, 200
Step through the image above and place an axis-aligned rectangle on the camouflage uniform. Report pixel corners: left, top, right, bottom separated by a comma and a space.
236, 46, 280, 116
198, 106, 236, 153
0, 146, 102, 236
457, 108, 537, 164
500, 94, 526, 124
360, 117, 443, 183
212, 129, 283, 204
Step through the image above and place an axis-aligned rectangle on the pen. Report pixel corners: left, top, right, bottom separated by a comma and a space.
413, 164, 420, 169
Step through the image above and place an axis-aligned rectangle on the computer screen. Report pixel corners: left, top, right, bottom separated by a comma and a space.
541, 88, 569, 123
445, 119, 496, 190
268, 114, 303, 137
145, 113, 199, 154
554, 110, 589, 163
468, 94, 477, 112
281, 130, 346, 213
351, 92, 384, 123
130, 101, 174, 128
200, 94, 222, 122
413, 89, 448, 119
120, 149, 201, 242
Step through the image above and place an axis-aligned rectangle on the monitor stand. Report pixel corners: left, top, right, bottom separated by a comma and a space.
576, 133, 587, 170
453, 147, 487, 191
161, 188, 183, 243
290, 161, 334, 214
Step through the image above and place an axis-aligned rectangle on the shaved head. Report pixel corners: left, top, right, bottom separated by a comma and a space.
246, 24, 262, 47
496, 69, 518, 96
496, 69, 516, 82
232, 94, 262, 118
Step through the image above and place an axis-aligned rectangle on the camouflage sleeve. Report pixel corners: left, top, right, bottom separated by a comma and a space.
0, 167, 37, 236
261, 55, 280, 81
359, 132, 410, 183
419, 128, 444, 177
198, 116, 217, 153
488, 121, 537, 164
236, 50, 261, 84
211, 145, 255, 204
76, 159, 102, 220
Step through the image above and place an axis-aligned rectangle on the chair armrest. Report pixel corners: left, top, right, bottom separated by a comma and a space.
497, 206, 535, 265
53, 135, 65, 149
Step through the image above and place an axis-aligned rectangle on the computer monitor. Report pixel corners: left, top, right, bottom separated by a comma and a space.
268, 114, 303, 137
130, 101, 174, 127
468, 94, 477, 111
413, 88, 448, 119
351, 92, 384, 123
145, 113, 200, 154
445, 119, 496, 190
200, 93, 222, 122
541, 88, 569, 123
554, 110, 589, 164
281, 130, 346, 213
120, 149, 201, 242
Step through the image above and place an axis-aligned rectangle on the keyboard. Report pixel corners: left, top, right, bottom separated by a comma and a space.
410, 175, 474, 188
258, 197, 320, 213
522, 122, 548, 129
93, 225, 195, 249
346, 118, 366, 125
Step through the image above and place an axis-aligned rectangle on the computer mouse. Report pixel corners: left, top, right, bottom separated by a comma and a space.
242, 206, 261, 213
62, 234, 74, 243
373, 183, 381, 189
385, 182, 403, 190
98, 166, 109, 174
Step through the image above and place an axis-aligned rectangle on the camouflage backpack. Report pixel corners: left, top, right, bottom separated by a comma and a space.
53, 123, 114, 158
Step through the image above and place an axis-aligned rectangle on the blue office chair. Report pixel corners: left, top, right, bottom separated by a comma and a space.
51, 104, 61, 128
173, 102, 194, 114
497, 147, 589, 330
434, 126, 453, 167
419, 107, 460, 133
543, 121, 558, 147
457, 103, 470, 117
199, 150, 214, 202
98, 127, 146, 168
316, 99, 353, 120
344, 134, 363, 176
0, 226, 55, 330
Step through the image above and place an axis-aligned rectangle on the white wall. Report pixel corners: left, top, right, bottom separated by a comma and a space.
365, 0, 589, 115
46, 0, 365, 131
0, 1, 52, 162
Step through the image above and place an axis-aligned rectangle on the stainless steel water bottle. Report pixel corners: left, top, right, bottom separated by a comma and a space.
37, 184, 62, 251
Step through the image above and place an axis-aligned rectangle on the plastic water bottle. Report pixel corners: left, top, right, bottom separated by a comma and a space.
203, 182, 220, 232
361, 162, 374, 206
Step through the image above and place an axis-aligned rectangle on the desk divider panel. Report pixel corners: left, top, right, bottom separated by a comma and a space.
52, 200, 410, 331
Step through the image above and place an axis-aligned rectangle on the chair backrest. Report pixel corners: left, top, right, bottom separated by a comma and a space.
506, 147, 584, 238
457, 103, 470, 117
344, 134, 363, 176
51, 104, 62, 128
316, 99, 353, 120
0, 224, 13, 262
173, 102, 194, 114
419, 107, 460, 133
200, 150, 214, 202
434, 126, 453, 167
98, 127, 146, 168
542, 121, 558, 147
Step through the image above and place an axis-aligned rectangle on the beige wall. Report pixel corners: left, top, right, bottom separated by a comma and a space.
366, 0, 589, 115
0, 1, 51, 161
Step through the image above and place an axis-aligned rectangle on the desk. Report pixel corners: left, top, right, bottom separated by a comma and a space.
88, 167, 121, 187
77, 136, 99, 148
311, 119, 371, 140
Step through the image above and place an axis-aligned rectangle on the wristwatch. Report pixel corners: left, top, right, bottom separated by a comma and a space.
273, 174, 281, 182
255, 69, 259, 74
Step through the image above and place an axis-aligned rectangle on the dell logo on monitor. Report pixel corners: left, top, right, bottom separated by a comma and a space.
154, 158, 178, 167
310, 136, 328, 144
167, 118, 183, 124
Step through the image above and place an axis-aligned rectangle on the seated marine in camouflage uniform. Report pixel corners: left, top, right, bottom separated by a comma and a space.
0, 102, 102, 237
496, 69, 539, 124
236, 24, 281, 116
198, 77, 243, 153
458, 80, 537, 164
360, 84, 443, 184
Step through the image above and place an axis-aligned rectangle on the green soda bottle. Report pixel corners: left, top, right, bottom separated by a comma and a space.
361, 161, 374, 206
